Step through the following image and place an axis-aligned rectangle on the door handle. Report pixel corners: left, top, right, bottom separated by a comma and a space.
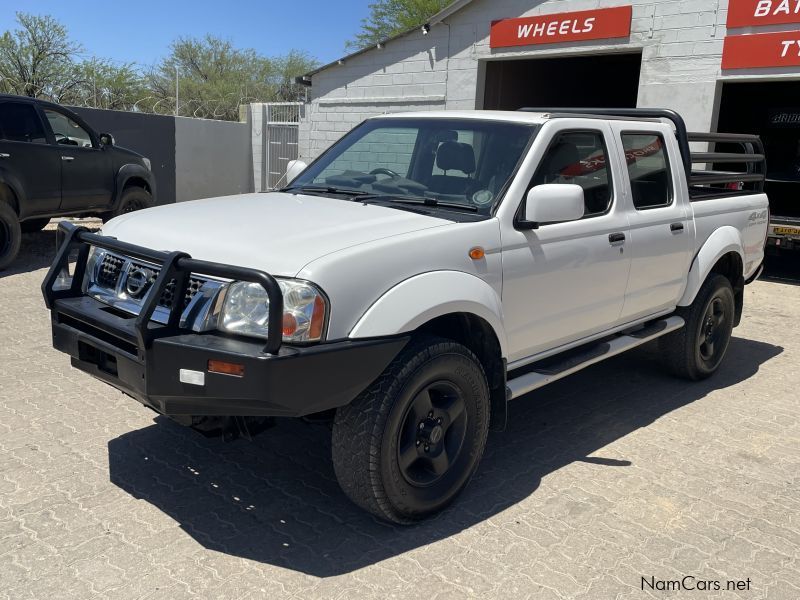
61, 156, 74, 162
609, 232, 626, 244
670, 222, 685, 233
0, 153, 9, 159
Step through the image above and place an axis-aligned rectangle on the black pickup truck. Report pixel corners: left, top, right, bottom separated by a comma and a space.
0, 95, 156, 270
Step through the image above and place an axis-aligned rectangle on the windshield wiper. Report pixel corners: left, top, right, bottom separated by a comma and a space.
282, 185, 372, 197
359, 194, 479, 213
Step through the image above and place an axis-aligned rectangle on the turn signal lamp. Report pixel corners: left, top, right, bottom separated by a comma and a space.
208, 360, 245, 377
469, 247, 485, 260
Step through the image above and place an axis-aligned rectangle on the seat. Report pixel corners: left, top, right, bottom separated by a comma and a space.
429, 142, 476, 195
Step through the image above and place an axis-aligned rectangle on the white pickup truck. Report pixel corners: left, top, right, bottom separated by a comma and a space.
43, 108, 769, 523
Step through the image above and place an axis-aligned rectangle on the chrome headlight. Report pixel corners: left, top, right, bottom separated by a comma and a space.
218, 279, 327, 343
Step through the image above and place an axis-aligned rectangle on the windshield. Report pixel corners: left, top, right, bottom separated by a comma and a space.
287, 118, 537, 214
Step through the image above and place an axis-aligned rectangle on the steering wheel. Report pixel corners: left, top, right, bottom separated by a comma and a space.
369, 168, 400, 178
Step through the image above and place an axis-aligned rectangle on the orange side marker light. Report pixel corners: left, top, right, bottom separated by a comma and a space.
469, 246, 485, 260
208, 360, 245, 377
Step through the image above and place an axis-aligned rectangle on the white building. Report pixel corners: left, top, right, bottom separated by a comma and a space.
297, 0, 800, 218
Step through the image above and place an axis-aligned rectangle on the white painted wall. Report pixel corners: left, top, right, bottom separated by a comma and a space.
300, 0, 799, 160
174, 116, 252, 203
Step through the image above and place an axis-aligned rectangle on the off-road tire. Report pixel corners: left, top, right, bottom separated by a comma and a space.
20, 217, 50, 234
0, 201, 21, 271
102, 187, 153, 223
661, 274, 735, 380
332, 336, 490, 524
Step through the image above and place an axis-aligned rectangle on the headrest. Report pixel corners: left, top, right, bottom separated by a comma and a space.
543, 141, 580, 176
436, 142, 476, 174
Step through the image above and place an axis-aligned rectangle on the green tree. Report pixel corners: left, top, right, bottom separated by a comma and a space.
0, 12, 83, 99
71, 59, 147, 111
147, 36, 316, 120
348, 0, 453, 50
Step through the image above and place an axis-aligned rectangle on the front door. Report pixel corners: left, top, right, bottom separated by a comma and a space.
40, 107, 114, 212
0, 101, 61, 216
501, 122, 632, 363
608, 123, 693, 321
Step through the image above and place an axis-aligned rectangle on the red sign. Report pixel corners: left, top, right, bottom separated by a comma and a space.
727, 0, 800, 28
490, 6, 633, 49
562, 138, 663, 177
722, 31, 800, 69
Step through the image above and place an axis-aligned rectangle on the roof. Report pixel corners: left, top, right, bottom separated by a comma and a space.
300, 0, 476, 81
372, 110, 549, 124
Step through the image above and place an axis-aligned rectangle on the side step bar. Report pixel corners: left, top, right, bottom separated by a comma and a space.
506, 316, 685, 400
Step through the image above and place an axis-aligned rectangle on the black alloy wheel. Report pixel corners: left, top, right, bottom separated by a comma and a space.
397, 380, 469, 487
332, 336, 490, 523
661, 274, 735, 380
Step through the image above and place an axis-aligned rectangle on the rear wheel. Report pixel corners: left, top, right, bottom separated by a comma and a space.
0, 201, 21, 271
20, 217, 50, 233
102, 187, 153, 222
661, 274, 735, 380
332, 336, 490, 523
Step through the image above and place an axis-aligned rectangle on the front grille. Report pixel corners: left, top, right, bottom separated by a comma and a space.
158, 277, 206, 310
94, 252, 209, 311
97, 254, 124, 288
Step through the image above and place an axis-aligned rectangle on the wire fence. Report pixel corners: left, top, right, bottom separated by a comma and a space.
0, 74, 309, 122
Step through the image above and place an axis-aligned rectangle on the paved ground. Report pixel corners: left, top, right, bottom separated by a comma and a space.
0, 225, 798, 600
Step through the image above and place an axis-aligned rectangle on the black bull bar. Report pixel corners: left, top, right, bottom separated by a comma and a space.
41, 221, 284, 355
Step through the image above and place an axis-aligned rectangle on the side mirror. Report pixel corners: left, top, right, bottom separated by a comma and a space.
518, 184, 585, 230
285, 159, 308, 185
99, 132, 114, 147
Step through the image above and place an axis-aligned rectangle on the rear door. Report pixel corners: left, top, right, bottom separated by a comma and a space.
0, 100, 61, 216
608, 122, 693, 321
39, 106, 114, 212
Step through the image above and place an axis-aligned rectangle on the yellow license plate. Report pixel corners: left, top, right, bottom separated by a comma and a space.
773, 226, 800, 236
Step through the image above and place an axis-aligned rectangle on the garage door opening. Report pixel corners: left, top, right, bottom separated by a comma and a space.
717, 81, 800, 221
482, 52, 642, 111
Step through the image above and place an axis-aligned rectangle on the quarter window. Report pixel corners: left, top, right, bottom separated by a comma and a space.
0, 102, 47, 143
530, 130, 613, 217
621, 133, 673, 209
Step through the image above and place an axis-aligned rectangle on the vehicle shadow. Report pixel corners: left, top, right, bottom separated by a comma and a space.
0, 220, 101, 279
762, 253, 800, 285
107, 336, 782, 577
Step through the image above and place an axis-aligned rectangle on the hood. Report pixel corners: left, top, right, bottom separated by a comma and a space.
101, 192, 453, 277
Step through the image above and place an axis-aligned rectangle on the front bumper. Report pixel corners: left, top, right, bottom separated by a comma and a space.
43, 223, 408, 418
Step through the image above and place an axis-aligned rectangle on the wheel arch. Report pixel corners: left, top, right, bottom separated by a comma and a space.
679, 227, 744, 308
348, 271, 508, 431
0, 175, 24, 215
114, 164, 156, 207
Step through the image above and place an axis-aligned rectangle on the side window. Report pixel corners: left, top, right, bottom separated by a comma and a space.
621, 133, 673, 209
0, 102, 47, 143
530, 130, 613, 217
43, 109, 94, 148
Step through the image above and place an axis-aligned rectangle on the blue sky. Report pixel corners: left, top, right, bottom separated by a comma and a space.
0, 0, 371, 68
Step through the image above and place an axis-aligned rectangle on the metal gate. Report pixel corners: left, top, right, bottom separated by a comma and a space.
260, 102, 302, 190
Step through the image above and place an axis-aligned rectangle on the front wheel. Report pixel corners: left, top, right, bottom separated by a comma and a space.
661, 274, 735, 380
102, 187, 153, 223
332, 336, 490, 524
